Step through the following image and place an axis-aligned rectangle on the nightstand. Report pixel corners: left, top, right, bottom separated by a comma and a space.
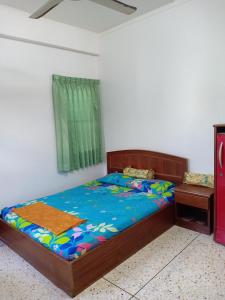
174, 184, 214, 235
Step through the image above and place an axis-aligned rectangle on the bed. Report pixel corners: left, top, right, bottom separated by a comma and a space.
0, 150, 188, 297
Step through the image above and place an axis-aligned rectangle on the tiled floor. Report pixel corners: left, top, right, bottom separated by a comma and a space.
1, 226, 225, 300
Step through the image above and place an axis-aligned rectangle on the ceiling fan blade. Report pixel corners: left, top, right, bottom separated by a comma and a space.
89, 0, 137, 15
29, 0, 64, 19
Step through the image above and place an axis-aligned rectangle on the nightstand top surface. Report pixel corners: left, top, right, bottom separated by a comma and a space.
175, 184, 214, 198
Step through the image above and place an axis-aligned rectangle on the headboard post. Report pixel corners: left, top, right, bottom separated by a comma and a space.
107, 150, 188, 184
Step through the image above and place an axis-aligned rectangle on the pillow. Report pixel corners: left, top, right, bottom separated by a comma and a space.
98, 173, 133, 187
123, 167, 155, 179
183, 172, 214, 188
147, 180, 175, 194
98, 173, 174, 194
129, 179, 175, 194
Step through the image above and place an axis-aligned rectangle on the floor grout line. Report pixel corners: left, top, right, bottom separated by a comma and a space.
128, 296, 137, 300
103, 277, 135, 297
102, 230, 201, 298
132, 232, 201, 297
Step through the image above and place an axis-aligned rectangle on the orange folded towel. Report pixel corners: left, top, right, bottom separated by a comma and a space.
13, 202, 86, 235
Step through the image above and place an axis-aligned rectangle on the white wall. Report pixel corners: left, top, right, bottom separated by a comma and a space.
100, 0, 225, 173
0, 4, 98, 55
0, 6, 105, 208
2, 0, 225, 208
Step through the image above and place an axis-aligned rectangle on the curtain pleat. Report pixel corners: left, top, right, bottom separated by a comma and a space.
52, 75, 103, 172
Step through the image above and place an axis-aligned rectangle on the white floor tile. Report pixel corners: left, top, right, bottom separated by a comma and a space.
104, 226, 198, 294
136, 234, 225, 300
75, 279, 131, 300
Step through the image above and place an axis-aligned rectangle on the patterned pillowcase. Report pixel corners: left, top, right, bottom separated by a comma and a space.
98, 173, 174, 194
129, 179, 149, 191
147, 180, 175, 194
183, 172, 214, 188
129, 179, 175, 194
98, 173, 133, 187
123, 167, 155, 179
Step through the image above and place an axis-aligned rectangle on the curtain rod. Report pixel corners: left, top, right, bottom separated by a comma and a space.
0, 33, 99, 57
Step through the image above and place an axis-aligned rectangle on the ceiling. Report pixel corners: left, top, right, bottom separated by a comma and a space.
0, 0, 176, 33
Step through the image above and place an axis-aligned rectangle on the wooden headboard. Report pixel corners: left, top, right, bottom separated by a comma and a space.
107, 149, 188, 184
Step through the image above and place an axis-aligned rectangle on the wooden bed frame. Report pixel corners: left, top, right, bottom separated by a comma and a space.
0, 150, 188, 297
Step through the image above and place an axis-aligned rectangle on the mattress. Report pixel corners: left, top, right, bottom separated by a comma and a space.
1, 177, 174, 261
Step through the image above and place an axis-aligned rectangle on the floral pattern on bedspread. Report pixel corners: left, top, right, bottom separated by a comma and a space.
1, 179, 174, 261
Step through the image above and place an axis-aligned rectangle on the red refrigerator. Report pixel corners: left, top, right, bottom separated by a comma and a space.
214, 125, 225, 245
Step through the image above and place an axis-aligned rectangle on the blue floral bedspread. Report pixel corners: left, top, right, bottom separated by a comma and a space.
1, 178, 174, 261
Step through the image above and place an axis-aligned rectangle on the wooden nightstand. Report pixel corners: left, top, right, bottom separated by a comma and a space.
174, 184, 214, 235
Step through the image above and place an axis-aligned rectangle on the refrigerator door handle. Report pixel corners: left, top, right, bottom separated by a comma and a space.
219, 142, 224, 169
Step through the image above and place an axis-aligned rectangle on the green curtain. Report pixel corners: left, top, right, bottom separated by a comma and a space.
52, 74, 103, 172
